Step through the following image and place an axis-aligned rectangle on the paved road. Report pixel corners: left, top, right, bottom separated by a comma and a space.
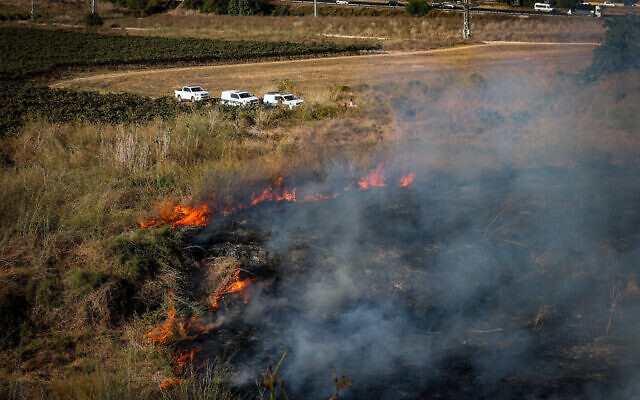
280, 0, 610, 18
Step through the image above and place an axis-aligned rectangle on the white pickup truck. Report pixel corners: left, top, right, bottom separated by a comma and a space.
263, 92, 304, 109
175, 86, 210, 102
220, 90, 260, 107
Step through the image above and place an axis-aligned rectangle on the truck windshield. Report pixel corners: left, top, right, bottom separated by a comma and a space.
190, 87, 203, 92
239, 93, 252, 98
283, 95, 297, 101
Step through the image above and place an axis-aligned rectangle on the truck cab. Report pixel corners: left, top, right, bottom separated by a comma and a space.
175, 86, 210, 102
263, 92, 305, 109
221, 90, 260, 106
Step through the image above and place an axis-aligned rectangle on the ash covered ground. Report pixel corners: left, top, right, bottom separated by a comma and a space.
187, 163, 640, 399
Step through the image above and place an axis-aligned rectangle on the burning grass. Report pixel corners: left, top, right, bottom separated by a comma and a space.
1, 67, 640, 397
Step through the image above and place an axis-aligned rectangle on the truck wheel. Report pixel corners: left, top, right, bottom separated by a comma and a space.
177, 96, 182, 102
191, 97, 195, 103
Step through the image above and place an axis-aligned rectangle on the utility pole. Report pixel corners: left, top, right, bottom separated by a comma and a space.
314, 0, 317, 18
462, 0, 471, 39
31, 0, 35, 20
91, 0, 97, 14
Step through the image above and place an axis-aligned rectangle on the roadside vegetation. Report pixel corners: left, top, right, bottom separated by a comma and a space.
582, 15, 640, 80
0, 4, 30, 20
107, 10, 604, 50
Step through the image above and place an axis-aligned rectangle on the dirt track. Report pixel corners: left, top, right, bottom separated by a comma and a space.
50, 41, 598, 96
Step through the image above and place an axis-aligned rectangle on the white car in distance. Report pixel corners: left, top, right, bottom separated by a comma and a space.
534, 2, 555, 11
263, 92, 304, 109
220, 90, 260, 106
602, 1, 615, 6
336, 0, 349, 4
175, 86, 210, 102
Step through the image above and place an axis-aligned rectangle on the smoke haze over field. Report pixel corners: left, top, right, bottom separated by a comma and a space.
197, 70, 640, 399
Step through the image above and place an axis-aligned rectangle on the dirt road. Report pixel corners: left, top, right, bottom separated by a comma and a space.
50, 41, 597, 96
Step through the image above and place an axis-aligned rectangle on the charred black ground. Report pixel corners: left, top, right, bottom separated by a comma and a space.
181, 164, 640, 399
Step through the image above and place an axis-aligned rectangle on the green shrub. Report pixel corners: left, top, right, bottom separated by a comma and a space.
0, 5, 30, 20
109, 237, 157, 281
228, 0, 270, 15
108, 227, 184, 282
33, 277, 62, 309
406, 0, 431, 17
203, 0, 230, 13
271, 5, 289, 15
68, 269, 109, 295
85, 13, 104, 26
550, 0, 581, 7
144, 0, 163, 14
582, 16, 640, 81
469, 73, 486, 88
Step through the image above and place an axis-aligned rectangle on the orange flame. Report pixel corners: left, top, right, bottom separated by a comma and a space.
357, 160, 388, 190
139, 159, 416, 229
399, 173, 415, 187
146, 296, 177, 345
250, 177, 297, 206
175, 346, 202, 371
211, 271, 256, 311
159, 377, 185, 389
140, 202, 211, 228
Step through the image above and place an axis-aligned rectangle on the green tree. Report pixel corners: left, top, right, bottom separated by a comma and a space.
228, 0, 268, 15
583, 16, 640, 80
550, 0, 581, 8
405, 0, 430, 16
202, 0, 230, 13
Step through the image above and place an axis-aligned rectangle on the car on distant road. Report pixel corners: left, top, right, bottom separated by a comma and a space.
263, 92, 304, 109
430, 1, 442, 6
567, 4, 596, 15
580, 1, 590, 4
175, 86, 210, 102
388, 0, 398, 5
534, 2, 555, 11
441, 2, 456, 8
602, 1, 615, 6
221, 90, 260, 106
336, 0, 349, 4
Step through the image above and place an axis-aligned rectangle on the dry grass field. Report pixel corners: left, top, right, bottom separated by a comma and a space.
105, 9, 604, 50
51, 42, 597, 97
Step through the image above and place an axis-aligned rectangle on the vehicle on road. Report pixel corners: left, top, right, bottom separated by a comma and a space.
336, 0, 349, 4
263, 92, 304, 109
602, 1, 615, 6
388, 0, 398, 5
441, 2, 456, 8
175, 86, 210, 102
534, 2, 555, 11
567, 4, 596, 15
221, 90, 260, 106
430, 1, 442, 6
